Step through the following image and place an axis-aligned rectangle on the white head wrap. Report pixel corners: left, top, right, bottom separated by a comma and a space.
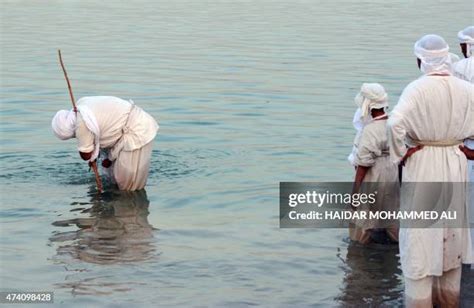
354, 83, 389, 121
458, 26, 474, 57
51, 106, 101, 162
414, 34, 452, 75
52, 110, 76, 140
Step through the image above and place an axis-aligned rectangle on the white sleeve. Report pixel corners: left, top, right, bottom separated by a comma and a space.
76, 115, 95, 153
387, 110, 408, 165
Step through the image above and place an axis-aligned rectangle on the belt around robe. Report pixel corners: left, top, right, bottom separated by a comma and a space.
412, 139, 463, 147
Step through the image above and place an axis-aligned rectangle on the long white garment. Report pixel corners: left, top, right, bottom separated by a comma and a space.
75, 96, 159, 191
388, 75, 474, 279
352, 119, 399, 231
110, 141, 154, 191
453, 57, 474, 83
76, 96, 158, 153
453, 58, 474, 182
452, 54, 474, 265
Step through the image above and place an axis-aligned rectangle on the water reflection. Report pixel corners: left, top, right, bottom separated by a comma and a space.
50, 189, 157, 264
336, 240, 403, 307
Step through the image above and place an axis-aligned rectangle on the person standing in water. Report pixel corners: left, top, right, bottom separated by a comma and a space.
350, 83, 399, 244
388, 34, 474, 307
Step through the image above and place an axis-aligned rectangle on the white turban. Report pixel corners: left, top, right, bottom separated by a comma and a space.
458, 26, 474, 57
51, 106, 100, 162
414, 34, 452, 75
354, 83, 389, 120
52, 110, 76, 140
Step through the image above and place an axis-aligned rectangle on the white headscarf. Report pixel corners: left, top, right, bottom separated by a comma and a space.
354, 83, 389, 121
414, 34, 452, 75
458, 26, 474, 58
51, 106, 101, 162
52, 110, 76, 140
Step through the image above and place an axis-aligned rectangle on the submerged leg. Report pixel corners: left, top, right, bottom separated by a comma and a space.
432, 267, 461, 308
404, 275, 433, 308
348, 224, 372, 245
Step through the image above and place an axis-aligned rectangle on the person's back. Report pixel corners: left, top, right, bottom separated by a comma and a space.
388, 34, 474, 308
391, 75, 474, 181
455, 25, 474, 272
76, 96, 133, 149
355, 119, 393, 181
76, 96, 158, 156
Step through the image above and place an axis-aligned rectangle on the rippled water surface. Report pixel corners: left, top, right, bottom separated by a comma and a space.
1, 0, 472, 306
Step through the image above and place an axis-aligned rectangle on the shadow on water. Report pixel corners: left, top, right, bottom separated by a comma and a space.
50, 188, 158, 265
335, 239, 403, 307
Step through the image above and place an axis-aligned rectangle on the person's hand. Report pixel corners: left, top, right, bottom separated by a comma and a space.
401, 145, 424, 166
406, 145, 424, 158
459, 145, 474, 160
102, 158, 112, 168
79, 151, 92, 161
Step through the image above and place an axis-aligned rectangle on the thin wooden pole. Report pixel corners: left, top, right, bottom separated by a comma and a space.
58, 49, 103, 193
58, 50, 77, 113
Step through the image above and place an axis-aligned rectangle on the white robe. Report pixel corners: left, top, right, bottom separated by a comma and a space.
388, 75, 474, 279
352, 119, 399, 231
453, 57, 473, 84
453, 57, 474, 182
75, 96, 159, 191
453, 56, 474, 267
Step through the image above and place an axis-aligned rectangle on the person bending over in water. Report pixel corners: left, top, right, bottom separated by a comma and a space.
52, 96, 159, 191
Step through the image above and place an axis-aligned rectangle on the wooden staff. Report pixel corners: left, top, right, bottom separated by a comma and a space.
58, 49, 103, 193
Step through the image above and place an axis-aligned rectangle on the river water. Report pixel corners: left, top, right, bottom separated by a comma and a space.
0, 0, 472, 306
